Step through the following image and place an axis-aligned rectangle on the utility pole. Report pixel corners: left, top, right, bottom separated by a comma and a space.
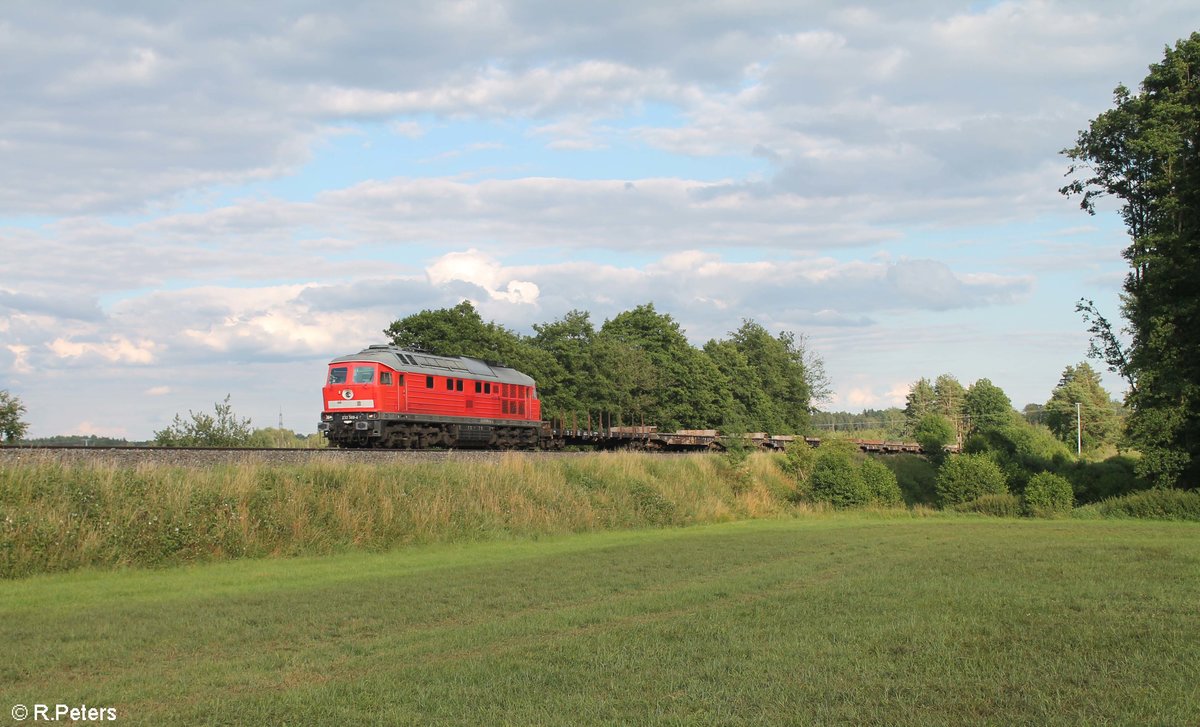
1080, 405, 1089, 455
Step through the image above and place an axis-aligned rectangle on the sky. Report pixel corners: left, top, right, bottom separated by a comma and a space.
1, 1, 1191, 440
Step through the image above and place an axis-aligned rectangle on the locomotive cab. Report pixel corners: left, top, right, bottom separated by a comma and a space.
322, 362, 405, 415
319, 359, 407, 445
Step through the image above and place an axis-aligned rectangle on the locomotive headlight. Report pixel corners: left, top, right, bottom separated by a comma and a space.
323, 414, 333, 421
367, 412, 378, 419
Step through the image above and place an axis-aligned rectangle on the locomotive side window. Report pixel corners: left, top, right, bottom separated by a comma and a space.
328, 367, 348, 384
426, 376, 434, 389
484, 383, 491, 394
446, 378, 454, 391
381, 372, 392, 385
474, 381, 481, 393
397, 375, 404, 385
353, 366, 375, 384
456, 379, 463, 392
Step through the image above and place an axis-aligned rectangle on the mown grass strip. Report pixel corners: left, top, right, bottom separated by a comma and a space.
2, 517, 1197, 725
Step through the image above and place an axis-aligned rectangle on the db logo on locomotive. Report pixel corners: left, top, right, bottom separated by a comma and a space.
341, 389, 354, 400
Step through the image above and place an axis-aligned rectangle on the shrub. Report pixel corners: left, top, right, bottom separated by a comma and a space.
1086, 489, 1200, 521
809, 448, 871, 509
1023, 472, 1074, 518
964, 422, 1071, 493
154, 395, 253, 447
935, 453, 1008, 507
779, 439, 817, 481
626, 481, 678, 525
1064, 456, 1148, 504
953, 493, 1022, 518
860, 458, 903, 506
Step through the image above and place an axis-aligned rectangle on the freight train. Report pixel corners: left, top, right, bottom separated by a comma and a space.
318, 344, 926, 453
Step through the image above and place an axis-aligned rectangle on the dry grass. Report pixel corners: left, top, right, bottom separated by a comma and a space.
0, 452, 813, 578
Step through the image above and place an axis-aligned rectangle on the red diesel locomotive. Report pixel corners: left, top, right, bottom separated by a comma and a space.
318, 345, 543, 448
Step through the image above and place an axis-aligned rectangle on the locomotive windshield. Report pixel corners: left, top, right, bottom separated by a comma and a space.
328, 365, 376, 384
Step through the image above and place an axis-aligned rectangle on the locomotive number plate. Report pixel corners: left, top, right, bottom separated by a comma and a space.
327, 399, 376, 409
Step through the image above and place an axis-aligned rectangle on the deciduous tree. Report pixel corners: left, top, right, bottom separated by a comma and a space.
600, 304, 732, 431
1062, 33, 1200, 487
0, 390, 30, 442
913, 413, 955, 463
708, 320, 815, 433
1043, 362, 1121, 453
964, 378, 1015, 432
154, 395, 253, 447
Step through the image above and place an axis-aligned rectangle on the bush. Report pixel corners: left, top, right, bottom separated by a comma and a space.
154, 395, 253, 447
953, 493, 1022, 518
935, 454, 1008, 507
1064, 456, 1148, 504
1023, 472, 1074, 518
809, 448, 871, 509
1083, 489, 1200, 521
964, 422, 1072, 493
861, 458, 903, 506
779, 439, 817, 481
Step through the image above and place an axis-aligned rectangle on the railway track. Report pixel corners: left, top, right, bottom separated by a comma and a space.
0, 445, 700, 468
0, 436, 930, 468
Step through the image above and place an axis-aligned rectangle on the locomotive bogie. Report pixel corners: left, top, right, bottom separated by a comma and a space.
320, 410, 541, 449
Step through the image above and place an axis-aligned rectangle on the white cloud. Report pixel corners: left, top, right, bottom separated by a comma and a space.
427, 249, 540, 304
47, 336, 159, 365
2, 1, 1187, 216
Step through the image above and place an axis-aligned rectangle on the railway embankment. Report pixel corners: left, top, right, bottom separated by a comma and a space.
0, 450, 818, 579
0, 445, 543, 469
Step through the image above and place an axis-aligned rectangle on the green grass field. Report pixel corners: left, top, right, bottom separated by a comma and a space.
3, 516, 1197, 725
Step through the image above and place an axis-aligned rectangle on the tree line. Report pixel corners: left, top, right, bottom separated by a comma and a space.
901, 366, 1123, 454
383, 301, 827, 434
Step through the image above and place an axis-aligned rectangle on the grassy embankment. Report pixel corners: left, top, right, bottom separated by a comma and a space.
0, 452, 813, 578
1, 517, 1197, 725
